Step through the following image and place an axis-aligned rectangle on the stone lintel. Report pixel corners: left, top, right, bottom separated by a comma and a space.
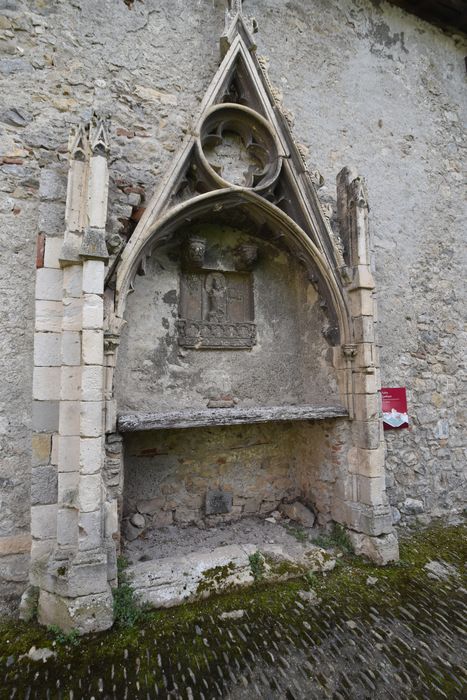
118, 405, 349, 432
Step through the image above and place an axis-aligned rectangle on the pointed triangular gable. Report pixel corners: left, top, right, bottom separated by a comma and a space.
115, 4, 349, 345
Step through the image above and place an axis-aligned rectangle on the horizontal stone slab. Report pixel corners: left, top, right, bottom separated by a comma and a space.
118, 404, 348, 432
129, 542, 335, 609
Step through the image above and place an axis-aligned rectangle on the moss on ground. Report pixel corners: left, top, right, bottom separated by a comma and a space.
0, 522, 465, 697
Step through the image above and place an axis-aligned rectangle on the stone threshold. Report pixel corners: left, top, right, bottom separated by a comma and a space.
118, 405, 348, 432
129, 542, 336, 609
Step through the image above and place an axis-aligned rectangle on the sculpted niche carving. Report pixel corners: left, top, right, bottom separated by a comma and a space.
177, 269, 256, 349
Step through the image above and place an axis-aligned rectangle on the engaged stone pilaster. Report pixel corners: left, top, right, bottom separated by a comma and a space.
33, 116, 114, 633
333, 167, 398, 564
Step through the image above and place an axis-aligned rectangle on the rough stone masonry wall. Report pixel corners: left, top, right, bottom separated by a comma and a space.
0, 0, 465, 613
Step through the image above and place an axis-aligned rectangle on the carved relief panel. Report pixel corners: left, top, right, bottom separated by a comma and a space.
177, 270, 255, 349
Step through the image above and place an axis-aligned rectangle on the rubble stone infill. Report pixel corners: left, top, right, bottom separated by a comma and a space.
1, 523, 465, 698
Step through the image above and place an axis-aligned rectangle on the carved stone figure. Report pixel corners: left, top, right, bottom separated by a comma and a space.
206, 272, 227, 322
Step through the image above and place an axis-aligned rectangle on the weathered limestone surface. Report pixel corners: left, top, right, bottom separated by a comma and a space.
0, 0, 465, 612
129, 541, 335, 609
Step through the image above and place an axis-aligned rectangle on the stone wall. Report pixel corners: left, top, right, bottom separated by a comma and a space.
0, 0, 465, 612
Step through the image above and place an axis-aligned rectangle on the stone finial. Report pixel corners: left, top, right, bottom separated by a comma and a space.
69, 123, 88, 161
90, 115, 110, 157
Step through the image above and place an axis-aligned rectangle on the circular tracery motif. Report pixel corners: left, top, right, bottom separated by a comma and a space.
198, 104, 281, 192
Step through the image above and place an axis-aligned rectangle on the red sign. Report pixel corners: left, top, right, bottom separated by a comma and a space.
381, 387, 408, 430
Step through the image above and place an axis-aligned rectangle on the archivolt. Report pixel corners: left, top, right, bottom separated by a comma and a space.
113, 188, 351, 346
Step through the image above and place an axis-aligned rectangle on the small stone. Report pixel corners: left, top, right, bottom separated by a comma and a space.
279, 501, 315, 528
297, 589, 320, 605
123, 519, 142, 541
345, 620, 358, 630
424, 560, 458, 581
27, 646, 56, 663
366, 576, 378, 586
220, 609, 245, 620
402, 498, 424, 514
265, 517, 276, 524
130, 513, 145, 529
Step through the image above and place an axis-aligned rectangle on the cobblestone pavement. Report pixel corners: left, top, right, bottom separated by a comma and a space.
1, 525, 466, 699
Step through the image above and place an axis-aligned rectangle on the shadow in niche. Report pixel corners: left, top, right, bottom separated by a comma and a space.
114, 220, 348, 607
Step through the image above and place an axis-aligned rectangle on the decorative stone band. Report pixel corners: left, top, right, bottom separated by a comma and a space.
176, 318, 257, 349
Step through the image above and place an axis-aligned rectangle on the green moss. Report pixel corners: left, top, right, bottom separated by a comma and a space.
196, 562, 236, 594
1, 523, 465, 698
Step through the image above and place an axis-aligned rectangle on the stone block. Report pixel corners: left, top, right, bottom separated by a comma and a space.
80, 437, 103, 475
32, 432, 52, 466
59, 366, 81, 401
354, 343, 377, 371
352, 371, 378, 395
38, 201, 64, 235
349, 288, 374, 317
34, 332, 61, 366
39, 169, 67, 202
80, 227, 109, 261
336, 501, 393, 536
58, 435, 80, 472
56, 508, 78, 548
279, 501, 315, 527
205, 490, 233, 515
57, 471, 79, 505
348, 531, 399, 565
80, 401, 103, 437
31, 504, 57, 540
33, 367, 61, 401
79, 510, 103, 550
78, 474, 102, 512
35, 267, 62, 301
38, 588, 113, 634
51, 434, 59, 465
63, 265, 82, 299
402, 498, 424, 514
35, 300, 62, 332
82, 260, 105, 294
352, 420, 382, 450
352, 315, 375, 344
59, 401, 80, 436
104, 500, 118, 538
61, 331, 81, 366
82, 329, 104, 365
353, 392, 380, 422
82, 294, 103, 329
81, 365, 104, 401
355, 475, 386, 506
0, 552, 29, 583
33, 400, 59, 433
347, 446, 385, 477
0, 534, 31, 556
31, 465, 57, 505
43, 236, 63, 269
62, 297, 82, 331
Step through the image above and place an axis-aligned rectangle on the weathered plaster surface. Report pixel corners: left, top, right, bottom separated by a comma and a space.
116, 229, 338, 413
0, 0, 465, 611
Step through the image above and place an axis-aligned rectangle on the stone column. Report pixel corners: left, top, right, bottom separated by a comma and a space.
31, 117, 114, 633
333, 167, 399, 565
